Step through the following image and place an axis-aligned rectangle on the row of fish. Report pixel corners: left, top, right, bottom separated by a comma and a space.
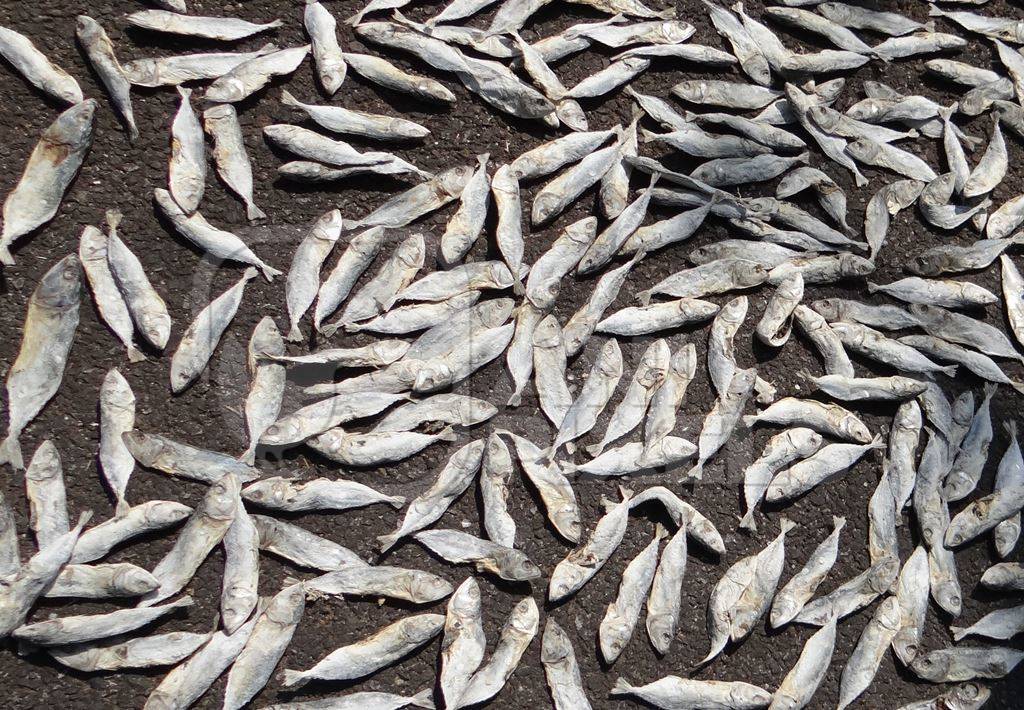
3, 0, 1024, 707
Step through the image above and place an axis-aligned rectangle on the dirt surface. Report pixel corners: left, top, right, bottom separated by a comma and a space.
0, 0, 1023, 708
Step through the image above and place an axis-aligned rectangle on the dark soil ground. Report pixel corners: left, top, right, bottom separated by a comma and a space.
0, 0, 1022, 708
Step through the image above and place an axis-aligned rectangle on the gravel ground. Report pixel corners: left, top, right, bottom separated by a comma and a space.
0, 0, 1022, 708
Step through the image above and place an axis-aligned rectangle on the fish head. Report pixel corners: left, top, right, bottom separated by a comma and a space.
75, 15, 101, 39
532, 192, 561, 225
952, 683, 990, 707
205, 78, 247, 104
478, 298, 515, 328
37, 255, 82, 309
769, 596, 798, 628
241, 476, 293, 507
540, 620, 571, 663
438, 165, 476, 197
599, 615, 629, 661
555, 101, 588, 132
807, 105, 839, 132
373, 340, 410, 364
660, 21, 693, 43
450, 577, 482, 614
206, 474, 242, 520
408, 572, 454, 603
911, 651, 951, 682
459, 398, 498, 425
509, 598, 539, 633
120, 430, 163, 466
730, 684, 773, 708
145, 501, 193, 525
401, 614, 445, 644
531, 315, 563, 349
839, 254, 875, 277
114, 567, 160, 595
413, 362, 453, 393
808, 298, 843, 322
646, 613, 675, 654
267, 583, 306, 623
792, 429, 824, 456
906, 251, 946, 276
547, 565, 585, 601
503, 551, 542, 581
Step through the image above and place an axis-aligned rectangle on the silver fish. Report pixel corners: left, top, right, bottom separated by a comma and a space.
687, 368, 757, 480
373, 393, 496, 434
440, 578, 486, 707
138, 474, 239, 607
351, 165, 472, 229
125, 10, 283, 40
168, 87, 205, 215
532, 140, 622, 225
123, 44, 280, 87
981, 562, 1024, 591
284, 210, 343, 341
154, 189, 280, 280
441, 154, 491, 265
205, 44, 310, 103
69, 501, 190, 565
457, 597, 539, 708
0, 25, 82, 104
78, 226, 142, 362
252, 515, 365, 571
105, 212, 172, 350
549, 339, 623, 458
564, 253, 640, 357
0, 255, 81, 470
837, 596, 902, 710
745, 397, 872, 442
313, 227, 385, 331
589, 340, 670, 457
241, 318, 286, 465
613, 675, 771, 710
76, 15, 137, 141
11, 592, 191, 646
97, 369, 135, 514
203, 104, 266, 222
224, 582, 305, 710
305, 1, 346, 94
170, 268, 255, 393
412, 529, 541, 581
741, 429, 823, 532
24, 440, 67, 548
637, 259, 768, 303
502, 431, 582, 543
308, 427, 456, 466
793, 305, 855, 377
548, 488, 632, 603
526, 216, 596, 310
896, 684, 990, 710
506, 303, 543, 408
221, 490, 259, 634
599, 527, 665, 663
795, 555, 899, 625
242, 476, 404, 512
819, 3, 925, 36
0, 100, 95, 264
377, 440, 485, 552
771, 516, 845, 628
531, 315, 572, 428
873, 32, 967, 62
831, 321, 957, 376
480, 433, 516, 548
541, 619, 592, 710
911, 646, 1024, 683
868, 277, 997, 308
756, 273, 803, 347
343, 51, 456, 103
49, 630, 209, 672
303, 565, 452, 604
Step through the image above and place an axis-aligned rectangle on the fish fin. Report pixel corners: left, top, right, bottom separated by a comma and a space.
280, 89, 300, 108
389, 496, 407, 510
319, 322, 340, 338
409, 689, 435, 709
0, 434, 23, 470
437, 427, 457, 442
610, 678, 634, 696
285, 324, 303, 342
245, 203, 267, 222
127, 346, 146, 363
280, 670, 308, 689
238, 447, 256, 466
584, 443, 604, 457
259, 263, 283, 282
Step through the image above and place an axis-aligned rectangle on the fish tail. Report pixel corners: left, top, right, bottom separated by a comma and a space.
1010, 380, 1024, 396
438, 427, 457, 442
738, 510, 757, 532
0, 433, 23, 470
281, 670, 308, 689
127, 123, 140, 144
114, 497, 131, 518
561, 462, 578, 474
377, 533, 400, 553
866, 281, 880, 294
584, 443, 604, 458
1006, 420, 1018, 440
922, 20, 936, 33
940, 365, 958, 377
684, 462, 703, 481
409, 689, 435, 709
779, 517, 797, 535
636, 289, 653, 306
267, 19, 285, 28
259, 263, 283, 282
245, 202, 267, 222
319, 322, 340, 338
507, 391, 522, 407
389, 495, 407, 510
610, 678, 634, 696
950, 626, 966, 641
238, 446, 257, 466
285, 324, 303, 342
927, 6, 945, 17
741, 414, 758, 427
280, 89, 300, 108
127, 345, 146, 363
0, 244, 14, 266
